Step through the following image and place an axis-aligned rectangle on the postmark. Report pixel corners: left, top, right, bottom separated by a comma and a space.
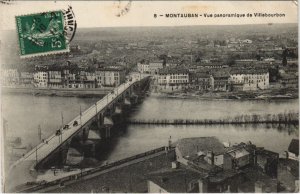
15, 9, 76, 58
115, 0, 132, 17
0, 0, 14, 5
62, 6, 77, 43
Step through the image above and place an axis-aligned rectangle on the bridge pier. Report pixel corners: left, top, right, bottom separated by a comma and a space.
35, 141, 71, 170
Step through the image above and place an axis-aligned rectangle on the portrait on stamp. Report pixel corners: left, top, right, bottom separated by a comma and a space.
16, 11, 69, 58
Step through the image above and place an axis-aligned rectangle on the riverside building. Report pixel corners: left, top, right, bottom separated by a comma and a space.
157, 67, 189, 92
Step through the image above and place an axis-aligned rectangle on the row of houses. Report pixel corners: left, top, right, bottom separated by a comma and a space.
137, 61, 164, 74
137, 61, 230, 75
152, 66, 270, 92
0, 66, 126, 88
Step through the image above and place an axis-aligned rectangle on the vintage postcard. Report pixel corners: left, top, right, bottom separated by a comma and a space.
0, 1, 298, 193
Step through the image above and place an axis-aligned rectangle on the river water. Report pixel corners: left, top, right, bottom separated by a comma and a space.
2, 94, 298, 163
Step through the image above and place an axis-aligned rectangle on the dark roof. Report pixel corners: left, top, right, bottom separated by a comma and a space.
212, 71, 230, 78
149, 60, 164, 64
288, 139, 299, 155
200, 63, 227, 67
209, 169, 239, 183
96, 66, 125, 71
147, 166, 205, 193
238, 166, 278, 193
190, 72, 210, 78
159, 67, 189, 75
176, 137, 225, 157
196, 72, 210, 78
278, 158, 299, 178
230, 68, 269, 75
280, 74, 298, 80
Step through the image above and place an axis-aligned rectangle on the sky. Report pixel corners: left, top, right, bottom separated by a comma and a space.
0, 1, 298, 30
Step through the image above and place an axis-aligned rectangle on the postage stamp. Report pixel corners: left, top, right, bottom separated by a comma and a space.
16, 11, 69, 58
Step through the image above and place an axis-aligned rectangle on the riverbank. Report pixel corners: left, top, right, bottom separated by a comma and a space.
152, 87, 298, 101
129, 112, 299, 125
1, 87, 112, 98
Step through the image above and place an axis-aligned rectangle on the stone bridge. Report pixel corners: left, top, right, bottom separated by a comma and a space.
6, 75, 151, 192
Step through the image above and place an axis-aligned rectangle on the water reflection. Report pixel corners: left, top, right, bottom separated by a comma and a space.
2, 94, 99, 148
2, 93, 298, 165
105, 123, 298, 162
131, 96, 299, 120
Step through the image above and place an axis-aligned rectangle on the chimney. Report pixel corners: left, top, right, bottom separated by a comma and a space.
172, 161, 179, 169
255, 181, 263, 193
207, 151, 215, 165
168, 136, 172, 148
199, 177, 208, 193
253, 150, 257, 165
285, 151, 289, 159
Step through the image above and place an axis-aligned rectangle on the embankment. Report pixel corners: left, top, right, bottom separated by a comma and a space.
1, 87, 113, 97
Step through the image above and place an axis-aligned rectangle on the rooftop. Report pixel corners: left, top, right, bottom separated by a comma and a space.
230, 68, 269, 75
238, 166, 278, 193
195, 72, 210, 78
147, 166, 205, 193
227, 147, 250, 159
288, 139, 299, 156
175, 137, 225, 157
278, 158, 299, 179
159, 67, 189, 75
96, 66, 125, 71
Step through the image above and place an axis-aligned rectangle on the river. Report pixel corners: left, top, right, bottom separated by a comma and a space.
2, 93, 298, 163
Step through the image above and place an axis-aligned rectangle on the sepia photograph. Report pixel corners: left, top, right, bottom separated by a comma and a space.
0, 1, 298, 193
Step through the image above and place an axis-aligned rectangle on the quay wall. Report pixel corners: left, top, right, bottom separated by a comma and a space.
1, 87, 113, 97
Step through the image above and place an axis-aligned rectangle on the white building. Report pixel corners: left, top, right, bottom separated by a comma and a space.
48, 71, 63, 88
95, 66, 125, 87
80, 71, 96, 81
156, 68, 189, 92
1, 69, 19, 86
34, 71, 48, 88
149, 60, 164, 75
20, 72, 34, 86
230, 69, 269, 91
242, 39, 253, 44
137, 62, 150, 73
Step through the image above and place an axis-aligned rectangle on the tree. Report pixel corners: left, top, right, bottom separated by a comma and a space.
282, 49, 288, 66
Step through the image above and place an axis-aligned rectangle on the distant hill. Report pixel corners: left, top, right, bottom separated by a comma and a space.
0, 23, 297, 64
73, 23, 298, 41
1, 23, 297, 43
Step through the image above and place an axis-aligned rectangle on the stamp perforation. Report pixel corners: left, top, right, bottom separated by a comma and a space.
15, 9, 71, 58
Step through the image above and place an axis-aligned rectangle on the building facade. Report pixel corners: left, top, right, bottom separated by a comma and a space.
149, 61, 164, 75
34, 71, 48, 88
230, 69, 269, 91
48, 71, 63, 88
1, 69, 20, 86
95, 66, 125, 87
190, 72, 211, 91
157, 68, 189, 92
137, 62, 150, 74
211, 74, 230, 91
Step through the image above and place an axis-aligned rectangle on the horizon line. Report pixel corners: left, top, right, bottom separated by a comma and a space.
76, 22, 298, 29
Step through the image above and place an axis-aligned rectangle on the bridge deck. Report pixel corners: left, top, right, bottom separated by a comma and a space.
6, 77, 141, 192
